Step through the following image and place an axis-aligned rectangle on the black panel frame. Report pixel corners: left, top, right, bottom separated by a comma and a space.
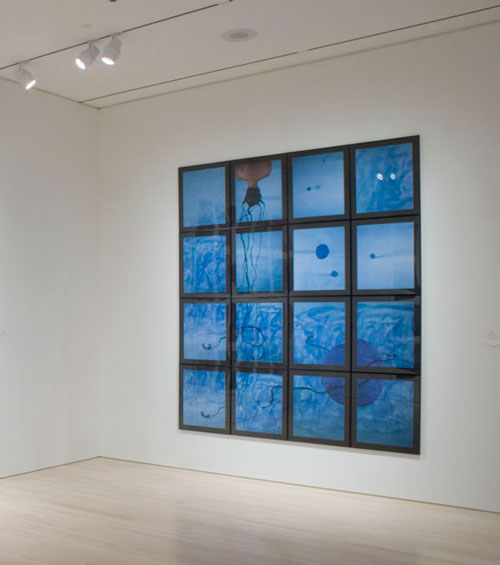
288, 145, 350, 224
232, 225, 288, 297
288, 369, 350, 447
352, 216, 421, 296
289, 221, 351, 296
179, 364, 231, 434
350, 135, 420, 219
180, 229, 231, 298
180, 298, 230, 366
232, 296, 288, 369
231, 366, 288, 440
289, 297, 351, 372
351, 372, 421, 454
352, 296, 421, 375
231, 153, 288, 228
179, 161, 231, 232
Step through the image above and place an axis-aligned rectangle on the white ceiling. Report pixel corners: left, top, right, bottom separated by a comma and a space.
0, 0, 499, 108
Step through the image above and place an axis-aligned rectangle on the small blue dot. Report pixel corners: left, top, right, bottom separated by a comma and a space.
315, 244, 330, 260
370, 253, 376, 259
306, 186, 312, 191
330, 270, 338, 277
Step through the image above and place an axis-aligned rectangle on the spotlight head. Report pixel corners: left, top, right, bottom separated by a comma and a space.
16, 64, 36, 90
101, 35, 121, 65
76, 43, 99, 70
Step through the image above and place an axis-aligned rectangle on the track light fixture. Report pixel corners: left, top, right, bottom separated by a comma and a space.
101, 35, 122, 66
16, 64, 36, 90
75, 42, 99, 70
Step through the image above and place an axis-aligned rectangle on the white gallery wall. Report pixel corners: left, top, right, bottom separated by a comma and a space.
0, 80, 100, 477
98, 21, 500, 512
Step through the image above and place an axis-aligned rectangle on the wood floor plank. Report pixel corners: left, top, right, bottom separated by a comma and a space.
0, 458, 498, 564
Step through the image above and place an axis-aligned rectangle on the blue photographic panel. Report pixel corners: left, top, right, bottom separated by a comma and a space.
293, 302, 346, 367
357, 301, 415, 369
293, 226, 346, 291
235, 302, 283, 363
183, 302, 227, 362
182, 167, 226, 227
292, 375, 345, 441
292, 152, 344, 218
355, 143, 414, 213
183, 234, 226, 294
356, 378, 414, 448
356, 222, 414, 290
235, 230, 283, 293
234, 159, 282, 223
182, 369, 226, 429
235, 372, 283, 434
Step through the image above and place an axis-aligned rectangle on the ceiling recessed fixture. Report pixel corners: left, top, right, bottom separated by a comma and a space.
222, 28, 257, 42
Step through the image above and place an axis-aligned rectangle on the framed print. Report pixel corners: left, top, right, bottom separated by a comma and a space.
289, 147, 348, 222
289, 371, 349, 446
353, 217, 419, 294
232, 368, 287, 438
181, 300, 229, 364
353, 297, 420, 374
180, 365, 230, 433
290, 222, 349, 294
352, 373, 420, 453
290, 298, 350, 370
232, 155, 286, 225
233, 299, 286, 366
180, 163, 229, 230
181, 231, 229, 296
233, 227, 286, 294
179, 135, 421, 455
352, 136, 419, 217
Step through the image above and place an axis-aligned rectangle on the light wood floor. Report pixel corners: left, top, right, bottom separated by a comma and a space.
0, 458, 498, 564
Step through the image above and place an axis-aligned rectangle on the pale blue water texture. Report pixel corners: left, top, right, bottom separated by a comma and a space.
235, 230, 282, 293
235, 372, 283, 434
293, 375, 345, 441
293, 302, 346, 366
357, 301, 415, 369
183, 234, 226, 293
182, 167, 226, 227
356, 222, 414, 290
292, 151, 344, 218
183, 302, 227, 361
182, 369, 226, 429
356, 379, 414, 447
293, 226, 346, 291
235, 302, 283, 363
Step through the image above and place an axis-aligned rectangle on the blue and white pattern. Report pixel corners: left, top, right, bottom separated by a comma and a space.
182, 369, 226, 429
235, 372, 283, 434
183, 234, 226, 294
293, 226, 346, 291
292, 151, 344, 218
355, 143, 413, 213
183, 302, 227, 362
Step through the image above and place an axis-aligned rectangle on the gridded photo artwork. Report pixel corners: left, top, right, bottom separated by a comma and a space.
179, 135, 421, 454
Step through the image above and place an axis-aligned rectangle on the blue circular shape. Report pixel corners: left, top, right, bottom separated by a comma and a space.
315, 244, 330, 260
306, 186, 312, 191
369, 253, 376, 259
357, 378, 384, 407
330, 270, 338, 277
